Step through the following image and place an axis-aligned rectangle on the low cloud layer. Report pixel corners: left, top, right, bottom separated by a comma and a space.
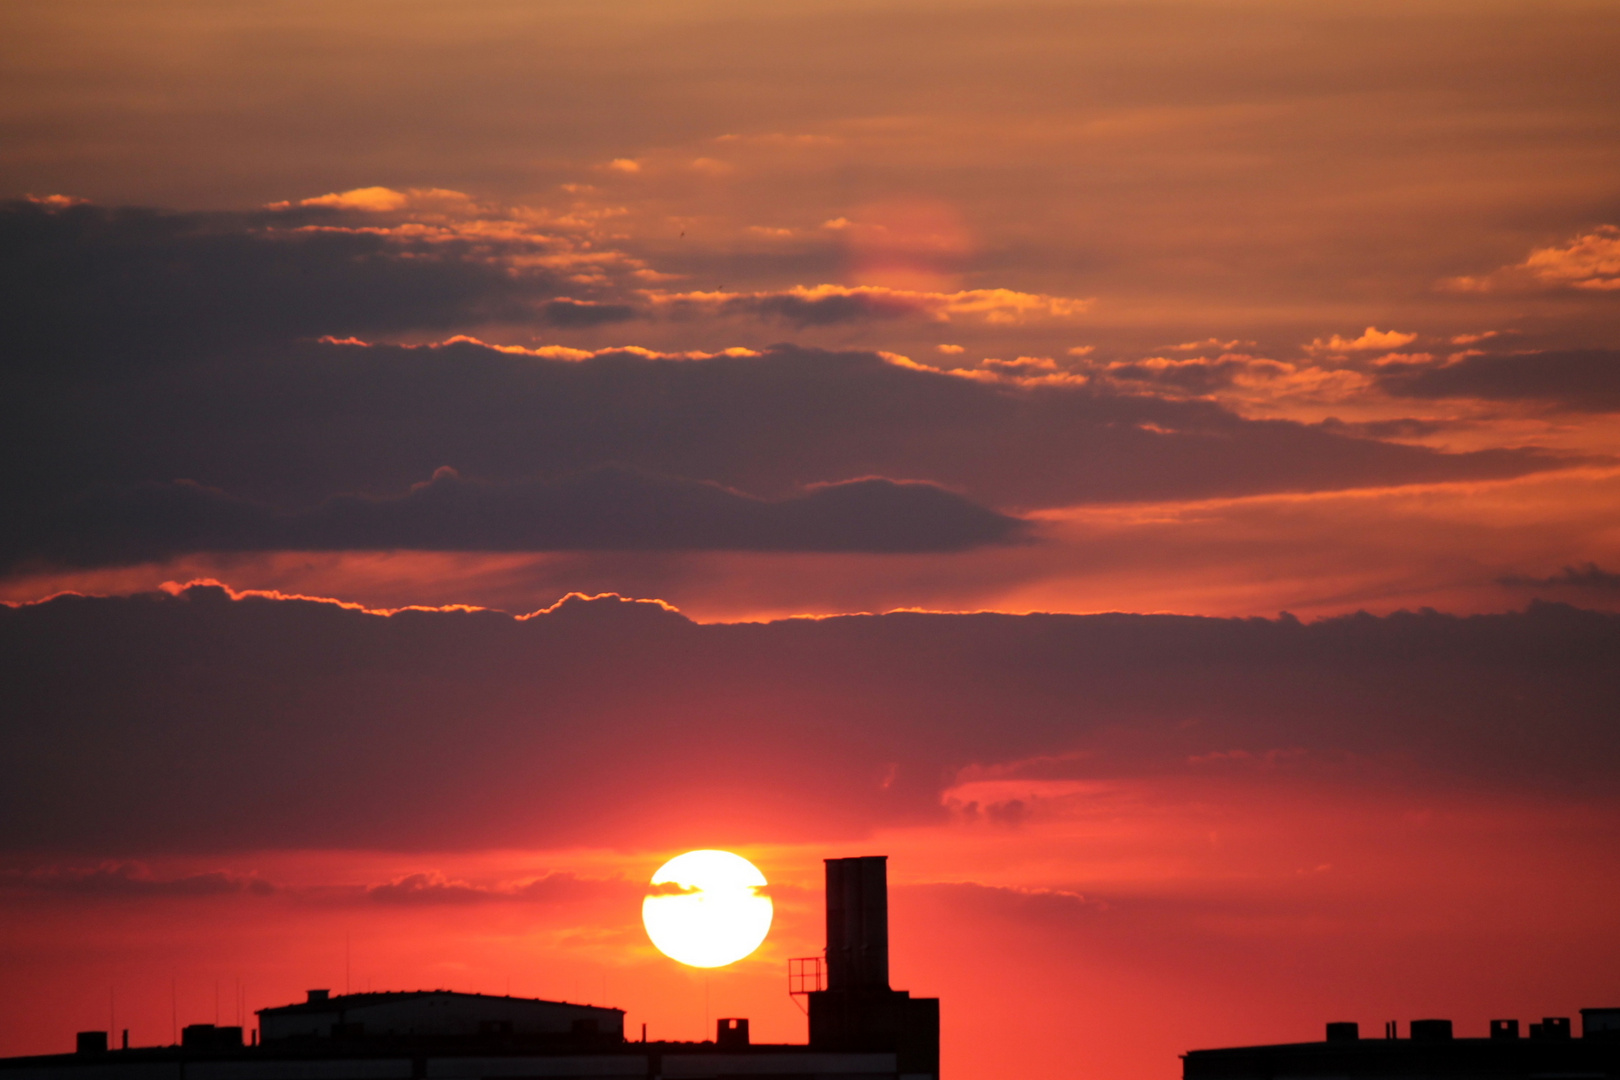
1374, 349, 1620, 411
2, 586, 1615, 855
0, 199, 568, 355
366, 871, 628, 907
649, 285, 1089, 326
0, 198, 1604, 582
0, 862, 273, 898
5, 331, 1560, 566
1499, 562, 1620, 592
3, 468, 1023, 570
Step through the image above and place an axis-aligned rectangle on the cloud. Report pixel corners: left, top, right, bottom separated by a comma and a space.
644, 881, 701, 897
1314, 416, 1461, 440
541, 299, 640, 326
1442, 226, 1620, 293
646, 284, 1090, 325
0, 198, 572, 355
1305, 327, 1419, 354
1, 585, 1617, 855
2, 468, 1027, 570
1520, 226, 1620, 290
289, 186, 414, 212
1083, 354, 1297, 395
1373, 349, 1620, 411
981, 356, 1058, 374
2, 333, 1566, 566
910, 882, 1105, 922
0, 862, 274, 897
1165, 338, 1252, 352
1498, 562, 1620, 592
366, 871, 621, 905
0, 196, 1580, 566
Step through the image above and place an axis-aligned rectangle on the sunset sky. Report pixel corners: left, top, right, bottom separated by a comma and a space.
2, 1, 1618, 1077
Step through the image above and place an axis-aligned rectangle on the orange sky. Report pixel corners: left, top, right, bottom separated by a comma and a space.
4, 768, 1617, 1075
2, 2, 1618, 1078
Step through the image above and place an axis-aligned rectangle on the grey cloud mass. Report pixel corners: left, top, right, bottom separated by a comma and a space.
3, 468, 1025, 569
0, 862, 274, 898
0, 199, 1581, 572
1499, 562, 1620, 592
1, 586, 1616, 855
1375, 349, 1620, 411
0, 201, 561, 356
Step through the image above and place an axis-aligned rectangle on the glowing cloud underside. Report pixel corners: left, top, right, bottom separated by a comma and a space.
642, 849, 773, 968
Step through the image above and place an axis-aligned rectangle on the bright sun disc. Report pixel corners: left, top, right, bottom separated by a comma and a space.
642, 850, 773, 968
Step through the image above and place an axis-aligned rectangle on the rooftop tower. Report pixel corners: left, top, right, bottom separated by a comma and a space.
809, 856, 939, 1079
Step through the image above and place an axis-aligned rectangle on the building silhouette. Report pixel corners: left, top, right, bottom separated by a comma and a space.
1184, 1009, 1620, 1079
257, 989, 623, 1043
807, 857, 939, 1077
0, 856, 939, 1080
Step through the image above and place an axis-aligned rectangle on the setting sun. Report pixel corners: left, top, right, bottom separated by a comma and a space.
642, 850, 773, 968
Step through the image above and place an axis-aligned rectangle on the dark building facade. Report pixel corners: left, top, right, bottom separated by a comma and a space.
1185, 1009, 1620, 1080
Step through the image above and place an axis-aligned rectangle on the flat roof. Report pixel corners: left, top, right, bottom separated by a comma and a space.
259, 991, 623, 1016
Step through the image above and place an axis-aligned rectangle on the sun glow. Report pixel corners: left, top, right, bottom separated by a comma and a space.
641, 850, 773, 968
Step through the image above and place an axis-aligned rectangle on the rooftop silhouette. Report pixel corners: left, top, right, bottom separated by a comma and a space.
1184, 1010, 1620, 1079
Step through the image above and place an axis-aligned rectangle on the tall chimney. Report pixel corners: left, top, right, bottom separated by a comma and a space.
825, 856, 890, 991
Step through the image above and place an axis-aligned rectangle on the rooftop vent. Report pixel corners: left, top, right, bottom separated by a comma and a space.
1491, 1019, 1520, 1039
1532, 1017, 1571, 1039
307, 990, 330, 1004
1582, 1009, 1620, 1040
181, 1025, 243, 1051
1410, 1019, 1453, 1041
1325, 1022, 1359, 1042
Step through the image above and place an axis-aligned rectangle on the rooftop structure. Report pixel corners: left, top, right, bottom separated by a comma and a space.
807, 857, 940, 1079
258, 989, 622, 1044
1184, 1010, 1620, 1080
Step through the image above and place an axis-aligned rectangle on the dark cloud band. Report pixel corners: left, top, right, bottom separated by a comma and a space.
0, 198, 1577, 575
1375, 349, 1620, 411
2, 468, 1026, 569
1, 587, 1615, 855
0, 200, 562, 355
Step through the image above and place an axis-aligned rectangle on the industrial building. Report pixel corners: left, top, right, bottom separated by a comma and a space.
257, 990, 623, 1044
1184, 1009, 1620, 1079
0, 856, 938, 1080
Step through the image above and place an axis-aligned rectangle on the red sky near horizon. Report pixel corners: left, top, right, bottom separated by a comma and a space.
1, 2, 1618, 1078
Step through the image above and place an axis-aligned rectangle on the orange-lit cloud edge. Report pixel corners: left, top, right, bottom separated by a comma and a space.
8, 454, 1620, 625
